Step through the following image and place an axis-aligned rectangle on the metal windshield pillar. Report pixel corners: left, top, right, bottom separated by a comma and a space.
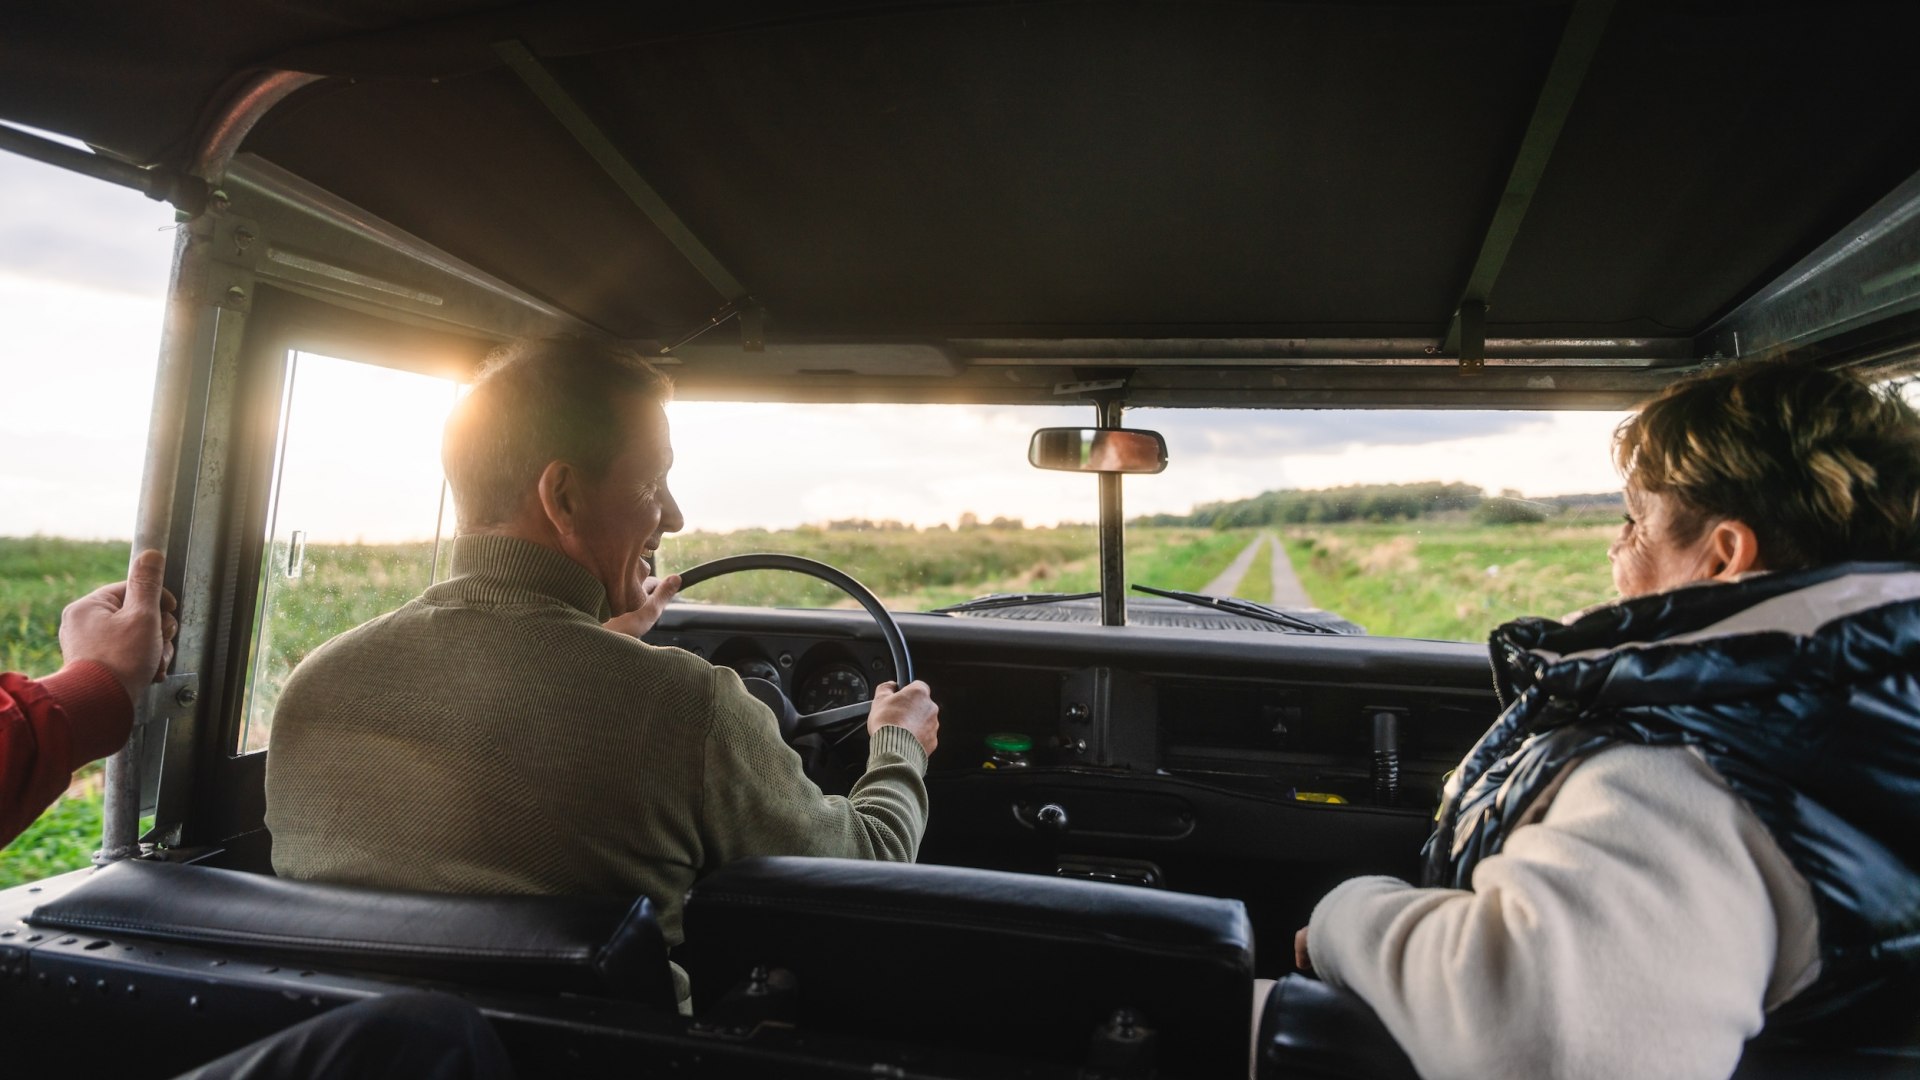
97, 73, 317, 864
97, 201, 217, 864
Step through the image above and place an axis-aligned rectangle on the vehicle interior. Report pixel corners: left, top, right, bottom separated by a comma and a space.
3, 2, 1919, 1077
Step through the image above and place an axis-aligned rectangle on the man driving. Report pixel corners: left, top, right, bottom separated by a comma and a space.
265, 338, 940, 980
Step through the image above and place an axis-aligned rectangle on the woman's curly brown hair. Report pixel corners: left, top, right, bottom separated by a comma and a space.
1614, 363, 1920, 570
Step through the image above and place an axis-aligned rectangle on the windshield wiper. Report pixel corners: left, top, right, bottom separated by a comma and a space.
1130, 583, 1343, 634
931, 591, 1100, 615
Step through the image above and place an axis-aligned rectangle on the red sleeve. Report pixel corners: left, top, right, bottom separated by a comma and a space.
0, 663, 134, 848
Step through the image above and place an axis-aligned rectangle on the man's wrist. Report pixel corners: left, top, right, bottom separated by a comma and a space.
38, 660, 137, 769
868, 723, 929, 772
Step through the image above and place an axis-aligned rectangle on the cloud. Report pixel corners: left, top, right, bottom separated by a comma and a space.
661, 401, 1628, 532
1136, 407, 1537, 458
0, 146, 178, 297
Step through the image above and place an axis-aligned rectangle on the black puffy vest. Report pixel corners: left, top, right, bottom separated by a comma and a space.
1421, 563, 1920, 1028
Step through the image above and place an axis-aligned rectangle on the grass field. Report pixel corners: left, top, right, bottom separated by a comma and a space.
0, 537, 135, 886
662, 525, 1250, 609
1, 519, 1617, 885
1283, 520, 1617, 640
0, 536, 131, 677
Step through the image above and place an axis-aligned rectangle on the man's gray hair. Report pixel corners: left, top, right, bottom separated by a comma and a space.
442, 337, 673, 528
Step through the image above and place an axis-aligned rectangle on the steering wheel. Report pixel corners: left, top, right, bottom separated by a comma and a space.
674, 554, 913, 751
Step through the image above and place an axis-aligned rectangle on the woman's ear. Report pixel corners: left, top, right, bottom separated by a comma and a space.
1705, 518, 1764, 581
535, 460, 580, 538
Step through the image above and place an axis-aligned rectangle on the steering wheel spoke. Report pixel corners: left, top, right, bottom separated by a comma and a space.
791, 700, 870, 740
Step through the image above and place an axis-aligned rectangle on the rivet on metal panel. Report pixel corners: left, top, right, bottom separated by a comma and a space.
1457, 301, 1487, 374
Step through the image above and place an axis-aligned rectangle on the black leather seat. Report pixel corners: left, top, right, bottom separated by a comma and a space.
26, 860, 676, 1007
683, 856, 1254, 1077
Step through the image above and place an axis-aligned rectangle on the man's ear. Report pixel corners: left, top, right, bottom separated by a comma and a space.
1705, 518, 1764, 581
534, 460, 580, 537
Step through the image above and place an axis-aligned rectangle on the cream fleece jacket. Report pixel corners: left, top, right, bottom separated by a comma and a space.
1307, 743, 1819, 1080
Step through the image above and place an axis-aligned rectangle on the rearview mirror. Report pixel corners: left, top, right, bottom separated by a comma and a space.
1028, 428, 1168, 474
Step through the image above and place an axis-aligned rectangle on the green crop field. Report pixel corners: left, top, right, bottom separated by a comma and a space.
1, 519, 1619, 885
0, 536, 135, 886
1283, 520, 1618, 641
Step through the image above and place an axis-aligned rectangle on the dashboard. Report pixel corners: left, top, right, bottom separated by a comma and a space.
647, 602, 1498, 976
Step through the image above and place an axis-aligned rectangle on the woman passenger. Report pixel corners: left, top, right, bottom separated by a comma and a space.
1290, 362, 1920, 1079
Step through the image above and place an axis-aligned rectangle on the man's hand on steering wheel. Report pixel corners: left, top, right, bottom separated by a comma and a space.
662, 553, 925, 790
869, 680, 939, 757
603, 574, 682, 638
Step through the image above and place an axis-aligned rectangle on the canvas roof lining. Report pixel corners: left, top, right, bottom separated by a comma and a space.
4, 1, 1920, 354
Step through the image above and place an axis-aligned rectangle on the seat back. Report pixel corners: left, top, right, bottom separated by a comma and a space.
684, 857, 1254, 1076
27, 860, 676, 1007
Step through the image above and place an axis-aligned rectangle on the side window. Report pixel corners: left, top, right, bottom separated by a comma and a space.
237, 352, 460, 753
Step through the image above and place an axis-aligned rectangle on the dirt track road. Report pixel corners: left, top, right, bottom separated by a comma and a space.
1202, 532, 1313, 607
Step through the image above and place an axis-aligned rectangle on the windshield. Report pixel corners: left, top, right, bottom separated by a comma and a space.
658, 402, 1114, 610
660, 401, 1633, 641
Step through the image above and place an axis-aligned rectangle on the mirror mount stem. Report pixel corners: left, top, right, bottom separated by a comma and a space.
1093, 395, 1127, 627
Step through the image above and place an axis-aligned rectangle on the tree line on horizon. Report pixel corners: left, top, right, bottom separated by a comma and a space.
714, 483, 1627, 535
1134, 482, 1624, 528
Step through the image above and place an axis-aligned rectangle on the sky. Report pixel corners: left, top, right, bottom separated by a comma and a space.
0, 135, 1633, 542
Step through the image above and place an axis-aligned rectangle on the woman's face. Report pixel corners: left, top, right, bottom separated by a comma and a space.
1609, 485, 1719, 598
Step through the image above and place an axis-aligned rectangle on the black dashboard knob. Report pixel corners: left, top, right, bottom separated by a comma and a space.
1036, 803, 1070, 833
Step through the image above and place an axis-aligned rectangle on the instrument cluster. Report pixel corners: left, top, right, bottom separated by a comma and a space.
706, 639, 887, 716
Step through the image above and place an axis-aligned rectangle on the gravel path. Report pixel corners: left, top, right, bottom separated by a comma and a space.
1201, 534, 1269, 597
1265, 530, 1312, 608
1198, 532, 1315, 608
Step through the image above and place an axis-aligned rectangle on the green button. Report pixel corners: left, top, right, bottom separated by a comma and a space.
985, 732, 1033, 753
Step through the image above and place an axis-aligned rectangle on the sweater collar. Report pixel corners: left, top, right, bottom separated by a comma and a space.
447, 534, 611, 619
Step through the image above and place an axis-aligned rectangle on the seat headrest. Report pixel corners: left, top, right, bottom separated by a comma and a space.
684, 857, 1253, 1075
28, 861, 675, 1007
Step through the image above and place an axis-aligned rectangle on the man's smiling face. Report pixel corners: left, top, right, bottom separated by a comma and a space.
567, 395, 684, 616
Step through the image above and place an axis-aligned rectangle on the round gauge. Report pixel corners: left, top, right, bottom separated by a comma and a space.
796, 662, 872, 714
728, 657, 781, 686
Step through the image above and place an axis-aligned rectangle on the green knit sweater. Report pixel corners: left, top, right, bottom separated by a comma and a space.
264, 534, 929, 946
